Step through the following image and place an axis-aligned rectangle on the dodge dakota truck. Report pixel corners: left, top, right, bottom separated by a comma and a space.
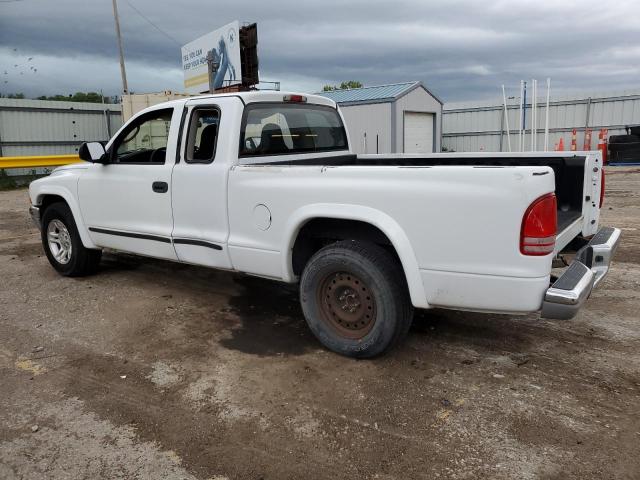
28, 91, 621, 357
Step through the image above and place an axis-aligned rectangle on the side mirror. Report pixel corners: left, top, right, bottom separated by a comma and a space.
79, 142, 107, 163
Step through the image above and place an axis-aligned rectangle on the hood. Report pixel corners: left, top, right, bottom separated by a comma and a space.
51, 161, 91, 175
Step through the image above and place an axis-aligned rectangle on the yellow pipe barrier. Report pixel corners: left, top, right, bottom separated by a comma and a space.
0, 154, 82, 169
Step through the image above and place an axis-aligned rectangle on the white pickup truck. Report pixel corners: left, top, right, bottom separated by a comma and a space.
28, 91, 620, 357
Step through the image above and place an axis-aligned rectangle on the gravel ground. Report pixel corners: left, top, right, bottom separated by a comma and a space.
1, 167, 639, 480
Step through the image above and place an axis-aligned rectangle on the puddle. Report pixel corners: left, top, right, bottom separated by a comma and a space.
220, 276, 316, 356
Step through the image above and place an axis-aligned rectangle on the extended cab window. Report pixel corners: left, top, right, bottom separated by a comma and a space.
185, 108, 220, 163
113, 108, 173, 164
239, 103, 348, 157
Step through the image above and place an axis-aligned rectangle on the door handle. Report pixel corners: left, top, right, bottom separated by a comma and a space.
152, 181, 168, 193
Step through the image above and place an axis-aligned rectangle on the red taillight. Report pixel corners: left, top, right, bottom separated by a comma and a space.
599, 168, 606, 208
520, 193, 557, 256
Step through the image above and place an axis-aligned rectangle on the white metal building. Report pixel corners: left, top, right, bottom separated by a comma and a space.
318, 82, 442, 154
121, 91, 191, 122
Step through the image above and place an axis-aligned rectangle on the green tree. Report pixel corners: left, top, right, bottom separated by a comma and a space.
0, 93, 25, 99
322, 81, 363, 91
36, 92, 111, 103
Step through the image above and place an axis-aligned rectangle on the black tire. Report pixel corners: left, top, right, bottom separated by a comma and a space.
300, 240, 413, 358
41, 202, 102, 276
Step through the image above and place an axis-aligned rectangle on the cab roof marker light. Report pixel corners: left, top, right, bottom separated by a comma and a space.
283, 95, 307, 103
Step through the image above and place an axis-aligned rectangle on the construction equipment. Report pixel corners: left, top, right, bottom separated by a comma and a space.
608, 126, 640, 165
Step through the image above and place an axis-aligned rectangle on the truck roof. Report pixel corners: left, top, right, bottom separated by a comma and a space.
148, 91, 337, 110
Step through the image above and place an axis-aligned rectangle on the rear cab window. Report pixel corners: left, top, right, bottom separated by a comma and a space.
239, 103, 348, 158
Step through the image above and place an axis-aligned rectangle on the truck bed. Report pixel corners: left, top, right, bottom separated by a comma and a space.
558, 209, 582, 232
252, 153, 589, 237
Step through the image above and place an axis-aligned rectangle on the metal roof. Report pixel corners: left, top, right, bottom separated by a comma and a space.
316, 81, 442, 105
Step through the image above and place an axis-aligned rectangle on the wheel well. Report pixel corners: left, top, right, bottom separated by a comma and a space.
39, 195, 67, 214
292, 218, 400, 276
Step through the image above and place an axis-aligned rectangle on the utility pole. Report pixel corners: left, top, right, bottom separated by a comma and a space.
112, 0, 129, 94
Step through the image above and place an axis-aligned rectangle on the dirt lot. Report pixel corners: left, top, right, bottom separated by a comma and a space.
1, 168, 639, 480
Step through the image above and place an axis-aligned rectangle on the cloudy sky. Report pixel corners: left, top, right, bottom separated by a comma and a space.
1, 0, 638, 101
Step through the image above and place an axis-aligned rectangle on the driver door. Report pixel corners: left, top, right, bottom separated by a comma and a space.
78, 107, 179, 260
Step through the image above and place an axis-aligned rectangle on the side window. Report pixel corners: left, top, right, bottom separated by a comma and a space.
113, 108, 173, 164
185, 108, 220, 163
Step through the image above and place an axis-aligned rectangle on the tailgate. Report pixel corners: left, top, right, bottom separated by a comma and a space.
554, 152, 602, 252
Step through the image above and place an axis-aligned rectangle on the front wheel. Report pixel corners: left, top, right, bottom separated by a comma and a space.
41, 202, 102, 276
300, 240, 413, 358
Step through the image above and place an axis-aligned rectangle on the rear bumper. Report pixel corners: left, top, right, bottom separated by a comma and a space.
29, 205, 41, 230
541, 226, 621, 320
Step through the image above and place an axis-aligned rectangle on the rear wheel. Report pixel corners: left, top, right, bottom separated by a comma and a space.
300, 240, 413, 358
41, 202, 101, 276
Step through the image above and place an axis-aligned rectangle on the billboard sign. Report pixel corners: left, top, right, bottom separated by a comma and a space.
181, 21, 241, 93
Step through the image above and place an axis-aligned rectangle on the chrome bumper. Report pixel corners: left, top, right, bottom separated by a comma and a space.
29, 205, 41, 230
541, 226, 621, 320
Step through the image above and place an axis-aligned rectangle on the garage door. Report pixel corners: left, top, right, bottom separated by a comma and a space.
403, 112, 434, 153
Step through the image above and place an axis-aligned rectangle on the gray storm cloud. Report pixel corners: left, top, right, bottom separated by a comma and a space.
0, 0, 638, 99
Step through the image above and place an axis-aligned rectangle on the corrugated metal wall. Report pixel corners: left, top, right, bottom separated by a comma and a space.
0, 98, 122, 176
443, 90, 640, 152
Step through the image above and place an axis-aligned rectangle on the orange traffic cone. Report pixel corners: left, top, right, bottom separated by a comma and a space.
556, 137, 565, 151
570, 129, 577, 151
583, 128, 592, 150
602, 129, 608, 164
597, 129, 604, 160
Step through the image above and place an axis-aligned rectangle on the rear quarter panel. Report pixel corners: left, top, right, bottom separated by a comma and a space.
227, 164, 556, 310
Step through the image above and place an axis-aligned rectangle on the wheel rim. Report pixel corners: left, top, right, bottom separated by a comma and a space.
317, 271, 376, 339
47, 219, 72, 265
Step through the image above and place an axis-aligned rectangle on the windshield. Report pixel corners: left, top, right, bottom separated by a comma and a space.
239, 103, 348, 157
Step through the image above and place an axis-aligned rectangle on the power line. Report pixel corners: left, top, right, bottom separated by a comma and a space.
121, 0, 183, 46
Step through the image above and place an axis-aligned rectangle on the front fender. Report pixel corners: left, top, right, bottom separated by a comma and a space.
30, 178, 97, 249
281, 203, 429, 309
